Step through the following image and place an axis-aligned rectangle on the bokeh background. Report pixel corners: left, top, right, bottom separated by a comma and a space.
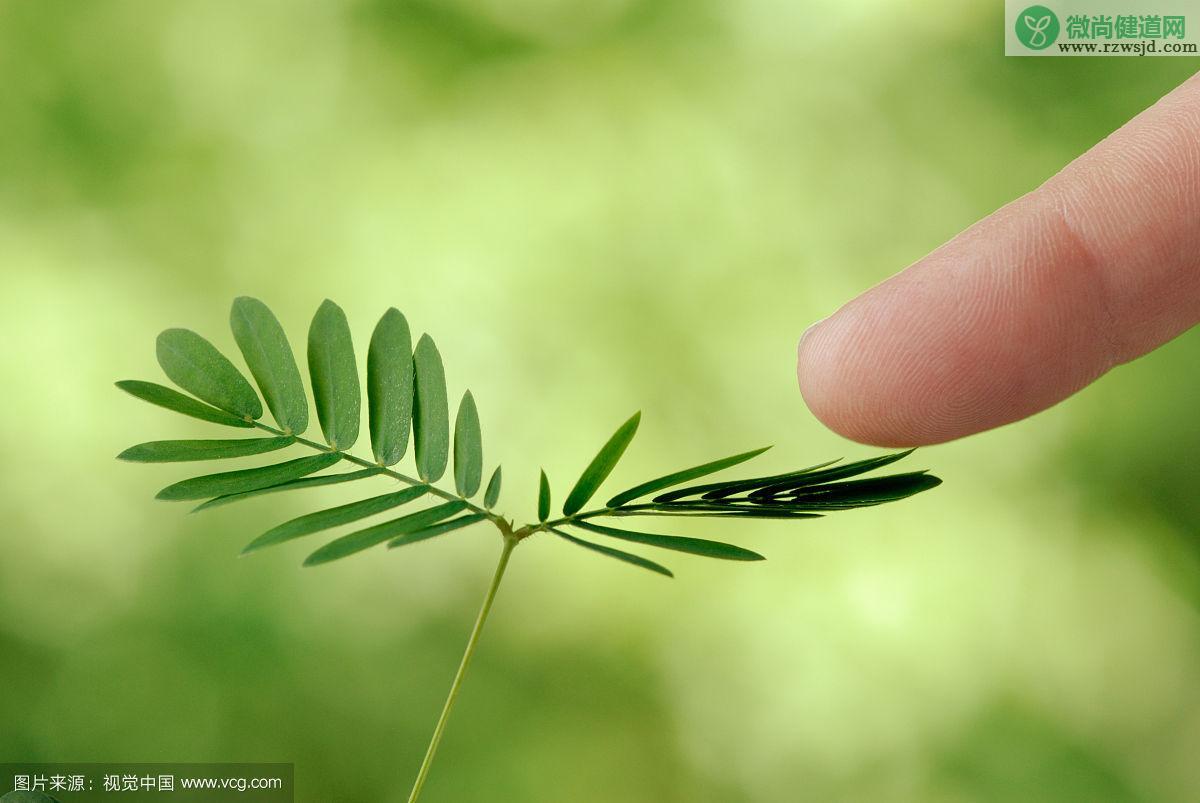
2, 2, 1198, 801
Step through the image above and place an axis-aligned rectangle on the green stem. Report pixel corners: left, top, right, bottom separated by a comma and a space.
407, 535, 517, 803
250, 420, 500, 524
251, 419, 626, 543
518, 506, 616, 538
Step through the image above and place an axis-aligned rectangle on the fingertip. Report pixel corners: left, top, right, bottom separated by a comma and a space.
796, 199, 1114, 447
797, 318, 844, 436
797, 304, 924, 447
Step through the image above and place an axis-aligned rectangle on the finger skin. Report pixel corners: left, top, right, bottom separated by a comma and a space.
798, 71, 1200, 446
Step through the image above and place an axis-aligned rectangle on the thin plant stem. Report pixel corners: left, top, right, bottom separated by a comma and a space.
250, 420, 501, 523
407, 535, 517, 803
250, 419, 620, 543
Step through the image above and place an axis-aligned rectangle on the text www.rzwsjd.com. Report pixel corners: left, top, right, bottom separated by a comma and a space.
1058, 39, 1198, 53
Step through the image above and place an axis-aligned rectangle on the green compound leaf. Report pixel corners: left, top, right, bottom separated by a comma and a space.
453, 391, 483, 497
118, 436, 294, 463
156, 328, 262, 420
563, 411, 640, 516
538, 469, 551, 522
193, 467, 385, 511
304, 500, 468, 566
388, 513, 487, 549
483, 466, 502, 509
606, 445, 771, 508
116, 380, 255, 428
412, 334, 450, 482
243, 485, 429, 554
308, 299, 360, 450
551, 528, 673, 578
367, 308, 413, 466
230, 296, 309, 434
572, 520, 764, 562
121, 300, 943, 586
156, 452, 341, 501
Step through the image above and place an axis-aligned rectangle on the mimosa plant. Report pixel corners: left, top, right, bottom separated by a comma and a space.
118, 297, 941, 801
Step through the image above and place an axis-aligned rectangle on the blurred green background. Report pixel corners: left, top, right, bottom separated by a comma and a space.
2, 1, 1198, 801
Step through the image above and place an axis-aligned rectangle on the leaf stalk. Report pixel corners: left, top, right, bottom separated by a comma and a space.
406, 533, 517, 803
250, 420, 503, 527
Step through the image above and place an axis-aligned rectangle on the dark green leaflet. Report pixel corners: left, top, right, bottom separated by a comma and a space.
538, 470, 550, 522
156, 453, 341, 501
156, 329, 262, 419
483, 466, 502, 509
453, 391, 483, 497
738, 499, 878, 510
243, 485, 429, 554
784, 472, 941, 504
551, 528, 673, 578
116, 380, 254, 428
118, 436, 293, 463
606, 446, 771, 508
230, 296, 309, 434
367, 308, 413, 466
388, 514, 487, 549
636, 467, 938, 516
613, 507, 823, 519
652, 460, 840, 503
562, 412, 640, 516
641, 493, 930, 516
412, 334, 449, 482
572, 520, 763, 561
305, 501, 468, 566
748, 450, 916, 498
193, 467, 385, 511
308, 299, 360, 450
